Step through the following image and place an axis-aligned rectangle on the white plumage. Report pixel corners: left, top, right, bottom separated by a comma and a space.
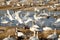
47, 28, 57, 39
55, 18, 60, 23
53, 18, 60, 27
1, 17, 9, 24
1, 20, 9, 24
29, 24, 40, 40
17, 3, 20, 6
24, 18, 33, 24
40, 10, 49, 16
47, 33, 57, 39
3, 35, 16, 40
7, 10, 14, 21
43, 26, 52, 31
17, 32, 25, 37
34, 13, 46, 21
15, 11, 23, 24
29, 36, 39, 40
6, 1, 11, 5
34, 8, 39, 12
58, 35, 60, 40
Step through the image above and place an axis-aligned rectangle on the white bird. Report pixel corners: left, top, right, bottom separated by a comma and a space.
34, 8, 40, 12
34, 13, 47, 27
1, 17, 9, 24
24, 12, 30, 17
14, 11, 23, 24
54, 13, 57, 17
53, 18, 60, 27
20, 0, 26, 3
43, 26, 52, 31
54, 3, 60, 6
50, 5, 56, 8
24, 17, 33, 24
6, 10, 14, 21
3, 35, 10, 40
44, 17, 56, 27
40, 10, 49, 16
17, 3, 20, 6
55, 18, 60, 23
1, 20, 9, 24
21, 3, 25, 6
15, 28, 25, 38
29, 22, 42, 40
29, 36, 39, 40
17, 32, 25, 37
58, 35, 60, 40
6, 1, 11, 5
3, 35, 16, 40
34, 13, 46, 21
47, 28, 57, 40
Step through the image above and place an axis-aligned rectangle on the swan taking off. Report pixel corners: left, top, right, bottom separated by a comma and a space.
40, 10, 49, 16
15, 11, 23, 24
47, 28, 57, 40
6, 10, 14, 21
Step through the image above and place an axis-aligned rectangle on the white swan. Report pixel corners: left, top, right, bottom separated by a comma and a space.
24, 17, 33, 24
15, 28, 25, 37
1, 17, 9, 24
29, 20, 43, 40
58, 35, 60, 40
34, 13, 46, 21
17, 3, 20, 6
53, 18, 60, 27
47, 28, 57, 40
1, 20, 9, 24
34, 13, 47, 27
15, 11, 23, 24
6, 10, 14, 21
6, 1, 11, 5
43, 26, 52, 31
55, 18, 60, 23
24, 12, 30, 17
29, 25, 40, 40
34, 8, 40, 12
3, 35, 16, 40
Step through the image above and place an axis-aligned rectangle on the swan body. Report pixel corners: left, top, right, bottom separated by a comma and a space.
1, 20, 9, 24
7, 10, 14, 21
47, 28, 57, 39
43, 26, 52, 31
15, 11, 23, 24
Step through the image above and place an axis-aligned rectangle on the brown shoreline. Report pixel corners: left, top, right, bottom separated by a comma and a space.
0, 26, 60, 40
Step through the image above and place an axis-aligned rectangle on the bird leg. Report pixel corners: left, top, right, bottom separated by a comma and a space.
34, 31, 36, 37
